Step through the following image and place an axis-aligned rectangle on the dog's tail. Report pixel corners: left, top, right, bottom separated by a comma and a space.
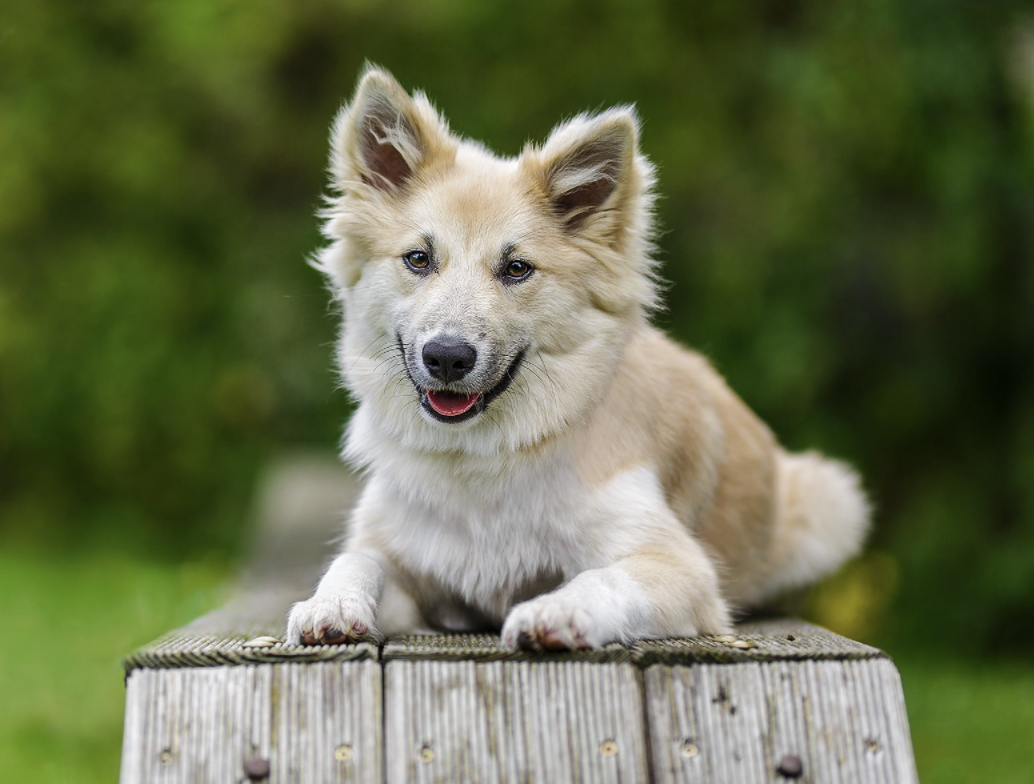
760, 450, 871, 599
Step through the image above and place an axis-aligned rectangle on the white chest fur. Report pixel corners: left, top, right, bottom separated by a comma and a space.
346, 406, 674, 623
368, 455, 581, 613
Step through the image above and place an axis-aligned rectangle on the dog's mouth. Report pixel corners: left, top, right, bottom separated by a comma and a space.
414, 351, 525, 424
423, 389, 482, 418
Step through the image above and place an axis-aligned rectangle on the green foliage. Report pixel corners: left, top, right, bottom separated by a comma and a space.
1, 0, 1032, 653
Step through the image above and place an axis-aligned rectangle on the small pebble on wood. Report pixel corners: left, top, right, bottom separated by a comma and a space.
777, 754, 804, 778
726, 639, 758, 649
242, 636, 280, 649
243, 756, 270, 780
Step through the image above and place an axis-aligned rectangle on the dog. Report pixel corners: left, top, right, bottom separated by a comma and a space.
286, 66, 869, 650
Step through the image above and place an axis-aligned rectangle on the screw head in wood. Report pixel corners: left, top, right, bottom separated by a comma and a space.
243, 756, 270, 780
777, 754, 803, 778
599, 740, 618, 757
158, 750, 172, 767
419, 744, 435, 763
680, 741, 699, 758
334, 744, 353, 762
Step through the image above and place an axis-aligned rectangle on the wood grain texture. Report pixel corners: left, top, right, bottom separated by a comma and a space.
121, 624, 916, 784
383, 633, 633, 663
120, 662, 381, 784
385, 660, 649, 784
632, 618, 884, 665
643, 658, 917, 784
380, 619, 880, 666
123, 586, 378, 671
130, 615, 877, 672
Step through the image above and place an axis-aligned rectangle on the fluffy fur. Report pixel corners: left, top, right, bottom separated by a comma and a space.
287, 67, 870, 649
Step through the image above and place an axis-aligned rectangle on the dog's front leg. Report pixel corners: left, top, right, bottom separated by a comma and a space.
501, 532, 733, 650
286, 551, 386, 645
286, 475, 430, 645
286, 547, 429, 644
289, 551, 430, 646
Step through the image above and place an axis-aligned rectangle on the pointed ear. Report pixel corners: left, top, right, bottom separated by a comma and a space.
330, 66, 452, 194
522, 108, 643, 237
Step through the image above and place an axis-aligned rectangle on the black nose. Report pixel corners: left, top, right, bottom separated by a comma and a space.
422, 338, 477, 383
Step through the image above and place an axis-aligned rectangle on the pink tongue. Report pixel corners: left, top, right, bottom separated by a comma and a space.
427, 390, 480, 416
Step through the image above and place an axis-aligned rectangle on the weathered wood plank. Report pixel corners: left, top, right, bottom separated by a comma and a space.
120, 662, 381, 784
631, 618, 884, 665
383, 633, 633, 663
385, 660, 649, 783
128, 613, 877, 671
123, 585, 378, 670
643, 659, 917, 784
381, 619, 879, 665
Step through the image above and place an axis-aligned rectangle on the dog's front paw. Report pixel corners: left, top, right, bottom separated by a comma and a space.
501, 594, 609, 651
286, 594, 381, 646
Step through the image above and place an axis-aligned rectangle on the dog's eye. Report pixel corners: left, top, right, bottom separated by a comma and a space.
503, 260, 533, 282
403, 250, 431, 271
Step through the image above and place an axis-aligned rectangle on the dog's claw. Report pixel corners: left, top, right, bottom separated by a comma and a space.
512, 626, 592, 652
323, 627, 347, 644
287, 594, 381, 647
537, 628, 568, 650
303, 622, 366, 646
503, 596, 602, 651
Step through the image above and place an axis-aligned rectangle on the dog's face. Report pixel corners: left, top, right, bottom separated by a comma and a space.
316, 68, 658, 455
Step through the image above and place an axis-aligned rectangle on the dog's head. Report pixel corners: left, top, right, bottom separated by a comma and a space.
316, 67, 658, 456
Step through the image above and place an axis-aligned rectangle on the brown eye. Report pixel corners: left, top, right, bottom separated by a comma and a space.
503, 259, 533, 281
403, 250, 431, 271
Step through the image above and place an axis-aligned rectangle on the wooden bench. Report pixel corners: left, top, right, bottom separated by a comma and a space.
120, 455, 917, 783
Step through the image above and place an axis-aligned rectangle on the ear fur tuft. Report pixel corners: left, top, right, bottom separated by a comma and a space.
525, 109, 641, 235
329, 65, 452, 194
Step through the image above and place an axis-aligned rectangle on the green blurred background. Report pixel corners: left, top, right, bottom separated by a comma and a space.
2, 0, 1033, 781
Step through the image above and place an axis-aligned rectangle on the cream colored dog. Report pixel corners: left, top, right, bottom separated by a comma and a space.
286, 67, 869, 650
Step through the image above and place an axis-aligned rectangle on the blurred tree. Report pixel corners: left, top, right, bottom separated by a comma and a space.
0, 0, 1030, 654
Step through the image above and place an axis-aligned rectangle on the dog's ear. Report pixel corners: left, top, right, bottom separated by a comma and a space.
330, 66, 452, 194
522, 108, 646, 241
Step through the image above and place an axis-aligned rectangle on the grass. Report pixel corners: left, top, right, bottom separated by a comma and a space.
1, 545, 1032, 783
897, 654, 1034, 784
0, 546, 228, 784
